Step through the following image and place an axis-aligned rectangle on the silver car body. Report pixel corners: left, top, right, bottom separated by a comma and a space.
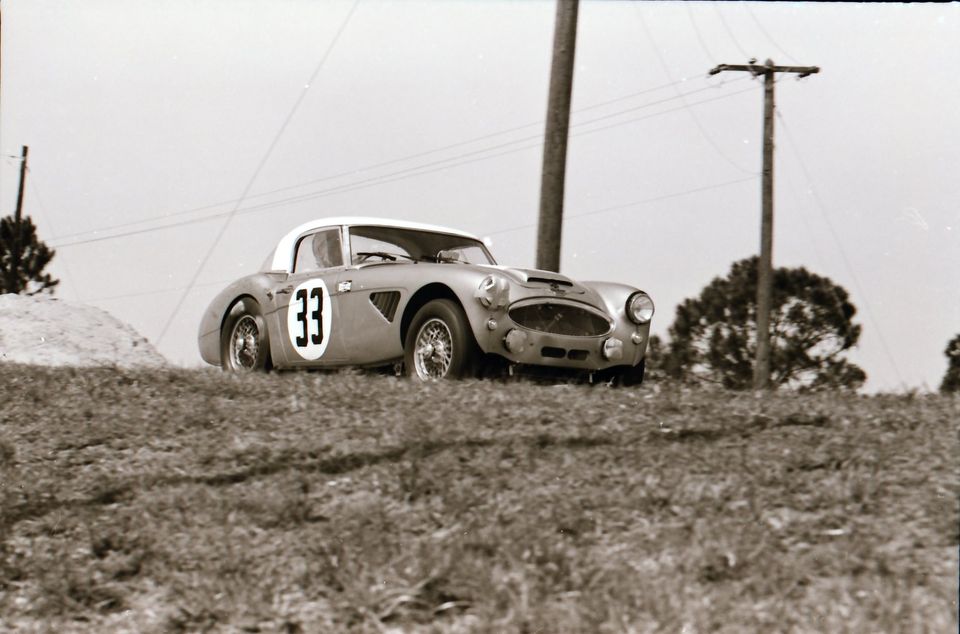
198, 216, 653, 375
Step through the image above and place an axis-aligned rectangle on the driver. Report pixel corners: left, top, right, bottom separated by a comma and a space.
312, 231, 342, 269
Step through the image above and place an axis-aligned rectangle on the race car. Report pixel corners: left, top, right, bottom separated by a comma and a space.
198, 217, 654, 384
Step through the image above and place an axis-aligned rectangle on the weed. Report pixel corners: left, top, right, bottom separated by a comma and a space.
0, 364, 956, 632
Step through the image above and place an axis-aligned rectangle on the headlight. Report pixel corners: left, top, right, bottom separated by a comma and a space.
475, 274, 510, 309
626, 291, 654, 324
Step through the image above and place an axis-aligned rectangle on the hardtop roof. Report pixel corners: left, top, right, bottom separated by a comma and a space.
270, 216, 482, 272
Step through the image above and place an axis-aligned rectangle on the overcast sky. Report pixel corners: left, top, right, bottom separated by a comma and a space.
2, 1, 957, 392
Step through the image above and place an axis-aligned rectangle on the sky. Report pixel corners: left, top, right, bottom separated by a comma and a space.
1, 1, 957, 392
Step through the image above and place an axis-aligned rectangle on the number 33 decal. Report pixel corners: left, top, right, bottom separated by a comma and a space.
286, 279, 332, 360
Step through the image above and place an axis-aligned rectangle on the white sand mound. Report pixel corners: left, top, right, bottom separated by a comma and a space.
0, 293, 167, 368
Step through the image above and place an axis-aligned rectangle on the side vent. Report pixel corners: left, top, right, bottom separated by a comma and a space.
370, 291, 401, 322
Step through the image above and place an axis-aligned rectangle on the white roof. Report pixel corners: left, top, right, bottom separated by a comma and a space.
270, 216, 481, 272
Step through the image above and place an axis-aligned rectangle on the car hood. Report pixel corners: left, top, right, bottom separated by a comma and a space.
480, 264, 591, 297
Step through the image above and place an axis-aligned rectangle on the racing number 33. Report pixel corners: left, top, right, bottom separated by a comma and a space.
286, 279, 332, 360
295, 287, 323, 347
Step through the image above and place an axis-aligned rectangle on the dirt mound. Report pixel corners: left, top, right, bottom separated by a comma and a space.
0, 293, 167, 368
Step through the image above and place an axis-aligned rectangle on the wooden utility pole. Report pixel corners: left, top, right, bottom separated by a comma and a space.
14, 145, 28, 224
10, 145, 28, 287
709, 59, 818, 390
536, 0, 579, 273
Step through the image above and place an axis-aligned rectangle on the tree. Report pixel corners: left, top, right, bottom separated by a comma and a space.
0, 214, 59, 295
940, 334, 960, 394
663, 256, 865, 390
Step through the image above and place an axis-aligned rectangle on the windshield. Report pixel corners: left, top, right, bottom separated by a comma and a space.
347, 225, 496, 266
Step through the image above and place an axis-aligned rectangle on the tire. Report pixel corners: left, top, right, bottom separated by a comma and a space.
599, 359, 645, 387
618, 358, 646, 387
404, 299, 477, 380
220, 299, 272, 372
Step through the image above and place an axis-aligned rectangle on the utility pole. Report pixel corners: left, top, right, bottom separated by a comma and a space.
14, 145, 28, 224
10, 144, 28, 289
709, 59, 818, 390
536, 0, 579, 273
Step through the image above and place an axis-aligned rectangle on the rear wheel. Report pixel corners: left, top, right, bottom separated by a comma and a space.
404, 299, 477, 380
220, 299, 272, 372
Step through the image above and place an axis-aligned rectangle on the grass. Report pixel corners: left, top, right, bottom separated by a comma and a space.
0, 363, 957, 633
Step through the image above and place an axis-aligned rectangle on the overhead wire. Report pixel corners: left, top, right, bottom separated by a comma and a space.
776, 108, 904, 386
50, 74, 742, 245
155, 0, 361, 347
485, 175, 758, 237
50, 81, 758, 250
84, 278, 235, 304
73, 176, 759, 305
637, 8, 758, 176
686, 3, 718, 63
713, 3, 753, 61
25, 167, 82, 301
744, 4, 801, 65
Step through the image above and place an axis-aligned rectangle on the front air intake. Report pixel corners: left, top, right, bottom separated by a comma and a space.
509, 302, 611, 337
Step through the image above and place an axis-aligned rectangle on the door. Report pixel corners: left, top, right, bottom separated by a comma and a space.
269, 227, 348, 367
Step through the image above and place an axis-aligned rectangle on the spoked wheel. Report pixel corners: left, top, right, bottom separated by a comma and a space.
413, 318, 454, 378
220, 299, 272, 372
404, 299, 477, 380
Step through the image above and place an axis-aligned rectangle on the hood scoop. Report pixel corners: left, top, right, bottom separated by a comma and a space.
526, 276, 573, 287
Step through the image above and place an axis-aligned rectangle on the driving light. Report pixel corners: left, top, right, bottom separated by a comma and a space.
475, 274, 510, 309
626, 291, 655, 324
602, 337, 624, 361
503, 328, 527, 353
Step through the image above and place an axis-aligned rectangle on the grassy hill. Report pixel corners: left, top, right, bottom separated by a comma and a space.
1, 364, 957, 632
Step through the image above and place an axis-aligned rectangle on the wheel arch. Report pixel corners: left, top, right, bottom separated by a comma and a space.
400, 283, 476, 350
219, 294, 275, 367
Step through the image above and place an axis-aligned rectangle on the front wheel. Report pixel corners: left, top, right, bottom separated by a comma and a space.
598, 359, 645, 387
404, 299, 477, 380
220, 299, 272, 372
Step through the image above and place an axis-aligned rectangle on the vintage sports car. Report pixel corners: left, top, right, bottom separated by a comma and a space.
198, 217, 654, 384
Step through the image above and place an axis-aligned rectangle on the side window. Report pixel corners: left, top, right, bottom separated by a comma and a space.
294, 229, 343, 274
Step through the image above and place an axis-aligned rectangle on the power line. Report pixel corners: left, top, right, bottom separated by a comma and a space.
776, 108, 904, 387
486, 175, 758, 237
686, 3, 718, 64
51, 82, 758, 250
713, 4, 753, 61
26, 167, 83, 301
49, 75, 735, 245
68, 177, 758, 305
744, 5, 801, 65
84, 278, 234, 304
155, 0, 361, 347
638, 9, 757, 176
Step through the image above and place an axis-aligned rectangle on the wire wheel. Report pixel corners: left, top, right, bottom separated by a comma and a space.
404, 299, 477, 380
413, 318, 454, 379
228, 315, 261, 371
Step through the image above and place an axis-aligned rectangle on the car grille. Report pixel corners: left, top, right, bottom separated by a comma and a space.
509, 303, 611, 337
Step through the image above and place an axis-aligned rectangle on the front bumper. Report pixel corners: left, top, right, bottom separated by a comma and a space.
475, 317, 649, 371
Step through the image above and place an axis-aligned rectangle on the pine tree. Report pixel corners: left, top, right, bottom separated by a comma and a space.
662, 256, 865, 390
940, 334, 960, 394
0, 214, 59, 295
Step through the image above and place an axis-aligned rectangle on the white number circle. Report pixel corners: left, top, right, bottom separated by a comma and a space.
286, 278, 332, 360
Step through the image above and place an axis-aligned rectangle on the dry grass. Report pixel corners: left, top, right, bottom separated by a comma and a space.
1, 364, 957, 633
